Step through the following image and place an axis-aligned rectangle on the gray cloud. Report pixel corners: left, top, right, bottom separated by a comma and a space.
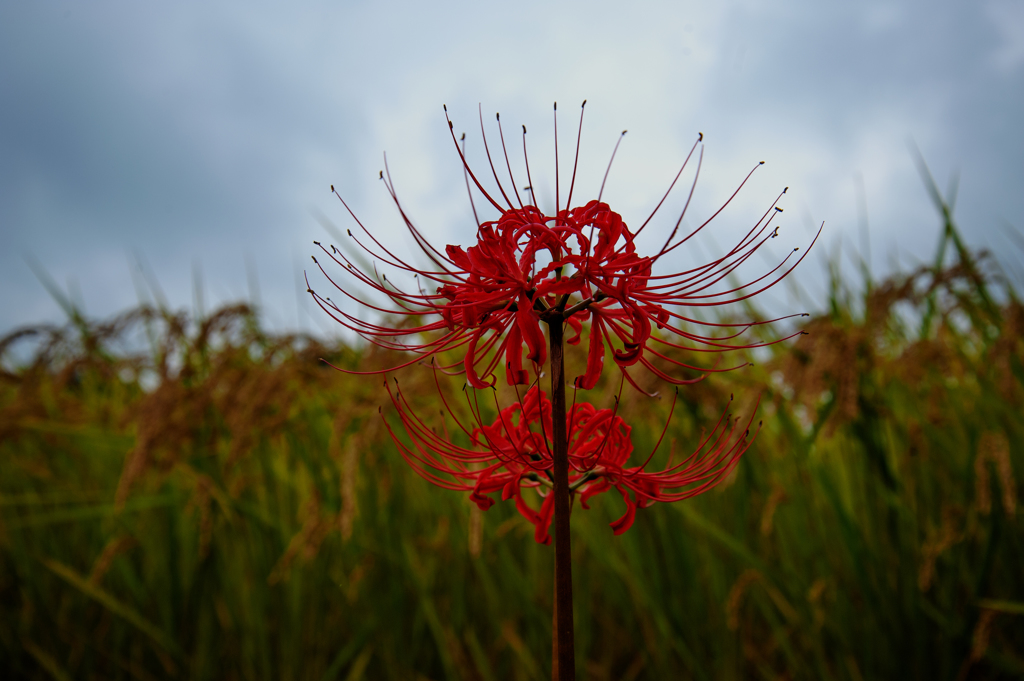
1, 0, 1021, 336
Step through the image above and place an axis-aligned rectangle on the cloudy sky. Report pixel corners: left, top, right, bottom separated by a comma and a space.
2, 0, 1022, 337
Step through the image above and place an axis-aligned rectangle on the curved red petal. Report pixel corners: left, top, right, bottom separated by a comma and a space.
609, 488, 637, 535
574, 317, 605, 390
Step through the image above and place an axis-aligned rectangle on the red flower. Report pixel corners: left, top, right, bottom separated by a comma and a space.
309, 103, 817, 392
312, 105, 814, 679
382, 382, 757, 544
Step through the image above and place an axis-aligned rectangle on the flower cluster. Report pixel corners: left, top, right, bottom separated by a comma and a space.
312, 103, 812, 550
383, 382, 757, 543
309, 104, 817, 394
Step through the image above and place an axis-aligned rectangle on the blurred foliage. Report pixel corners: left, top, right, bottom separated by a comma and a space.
2, 194, 1023, 679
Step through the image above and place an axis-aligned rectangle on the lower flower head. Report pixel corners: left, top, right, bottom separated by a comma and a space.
383, 383, 758, 543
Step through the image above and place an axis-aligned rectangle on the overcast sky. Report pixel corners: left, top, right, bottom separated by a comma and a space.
2, 0, 1022, 337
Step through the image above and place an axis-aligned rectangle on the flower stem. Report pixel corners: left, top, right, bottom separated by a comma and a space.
548, 319, 576, 681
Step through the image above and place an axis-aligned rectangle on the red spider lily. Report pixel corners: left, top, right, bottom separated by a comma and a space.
382, 381, 758, 544
312, 103, 814, 681
308, 102, 819, 393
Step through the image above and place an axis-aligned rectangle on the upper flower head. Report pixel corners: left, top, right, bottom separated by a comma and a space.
309, 102, 818, 392
383, 381, 758, 543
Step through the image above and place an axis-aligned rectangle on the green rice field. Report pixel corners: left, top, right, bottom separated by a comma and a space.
1, 189, 1022, 679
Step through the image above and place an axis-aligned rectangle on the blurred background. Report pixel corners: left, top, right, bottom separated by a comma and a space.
2, 1, 1023, 680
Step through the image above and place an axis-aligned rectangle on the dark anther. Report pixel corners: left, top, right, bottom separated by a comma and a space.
784, 186, 789, 192
330, 184, 334, 192
306, 288, 313, 293
496, 112, 500, 120
524, 185, 531, 191
449, 121, 453, 129
775, 207, 784, 212
622, 130, 628, 135
553, 102, 557, 110
443, 104, 447, 111
759, 161, 765, 165
730, 393, 734, 400
794, 247, 800, 252
347, 229, 352, 236
460, 133, 465, 141
313, 240, 321, 246
379, 171, 383, 179
378, 406, 382, 413
311, 256, 317, 263
698, 132, 703, 141
581, 99, 586, 107
522, 125, 527, 133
